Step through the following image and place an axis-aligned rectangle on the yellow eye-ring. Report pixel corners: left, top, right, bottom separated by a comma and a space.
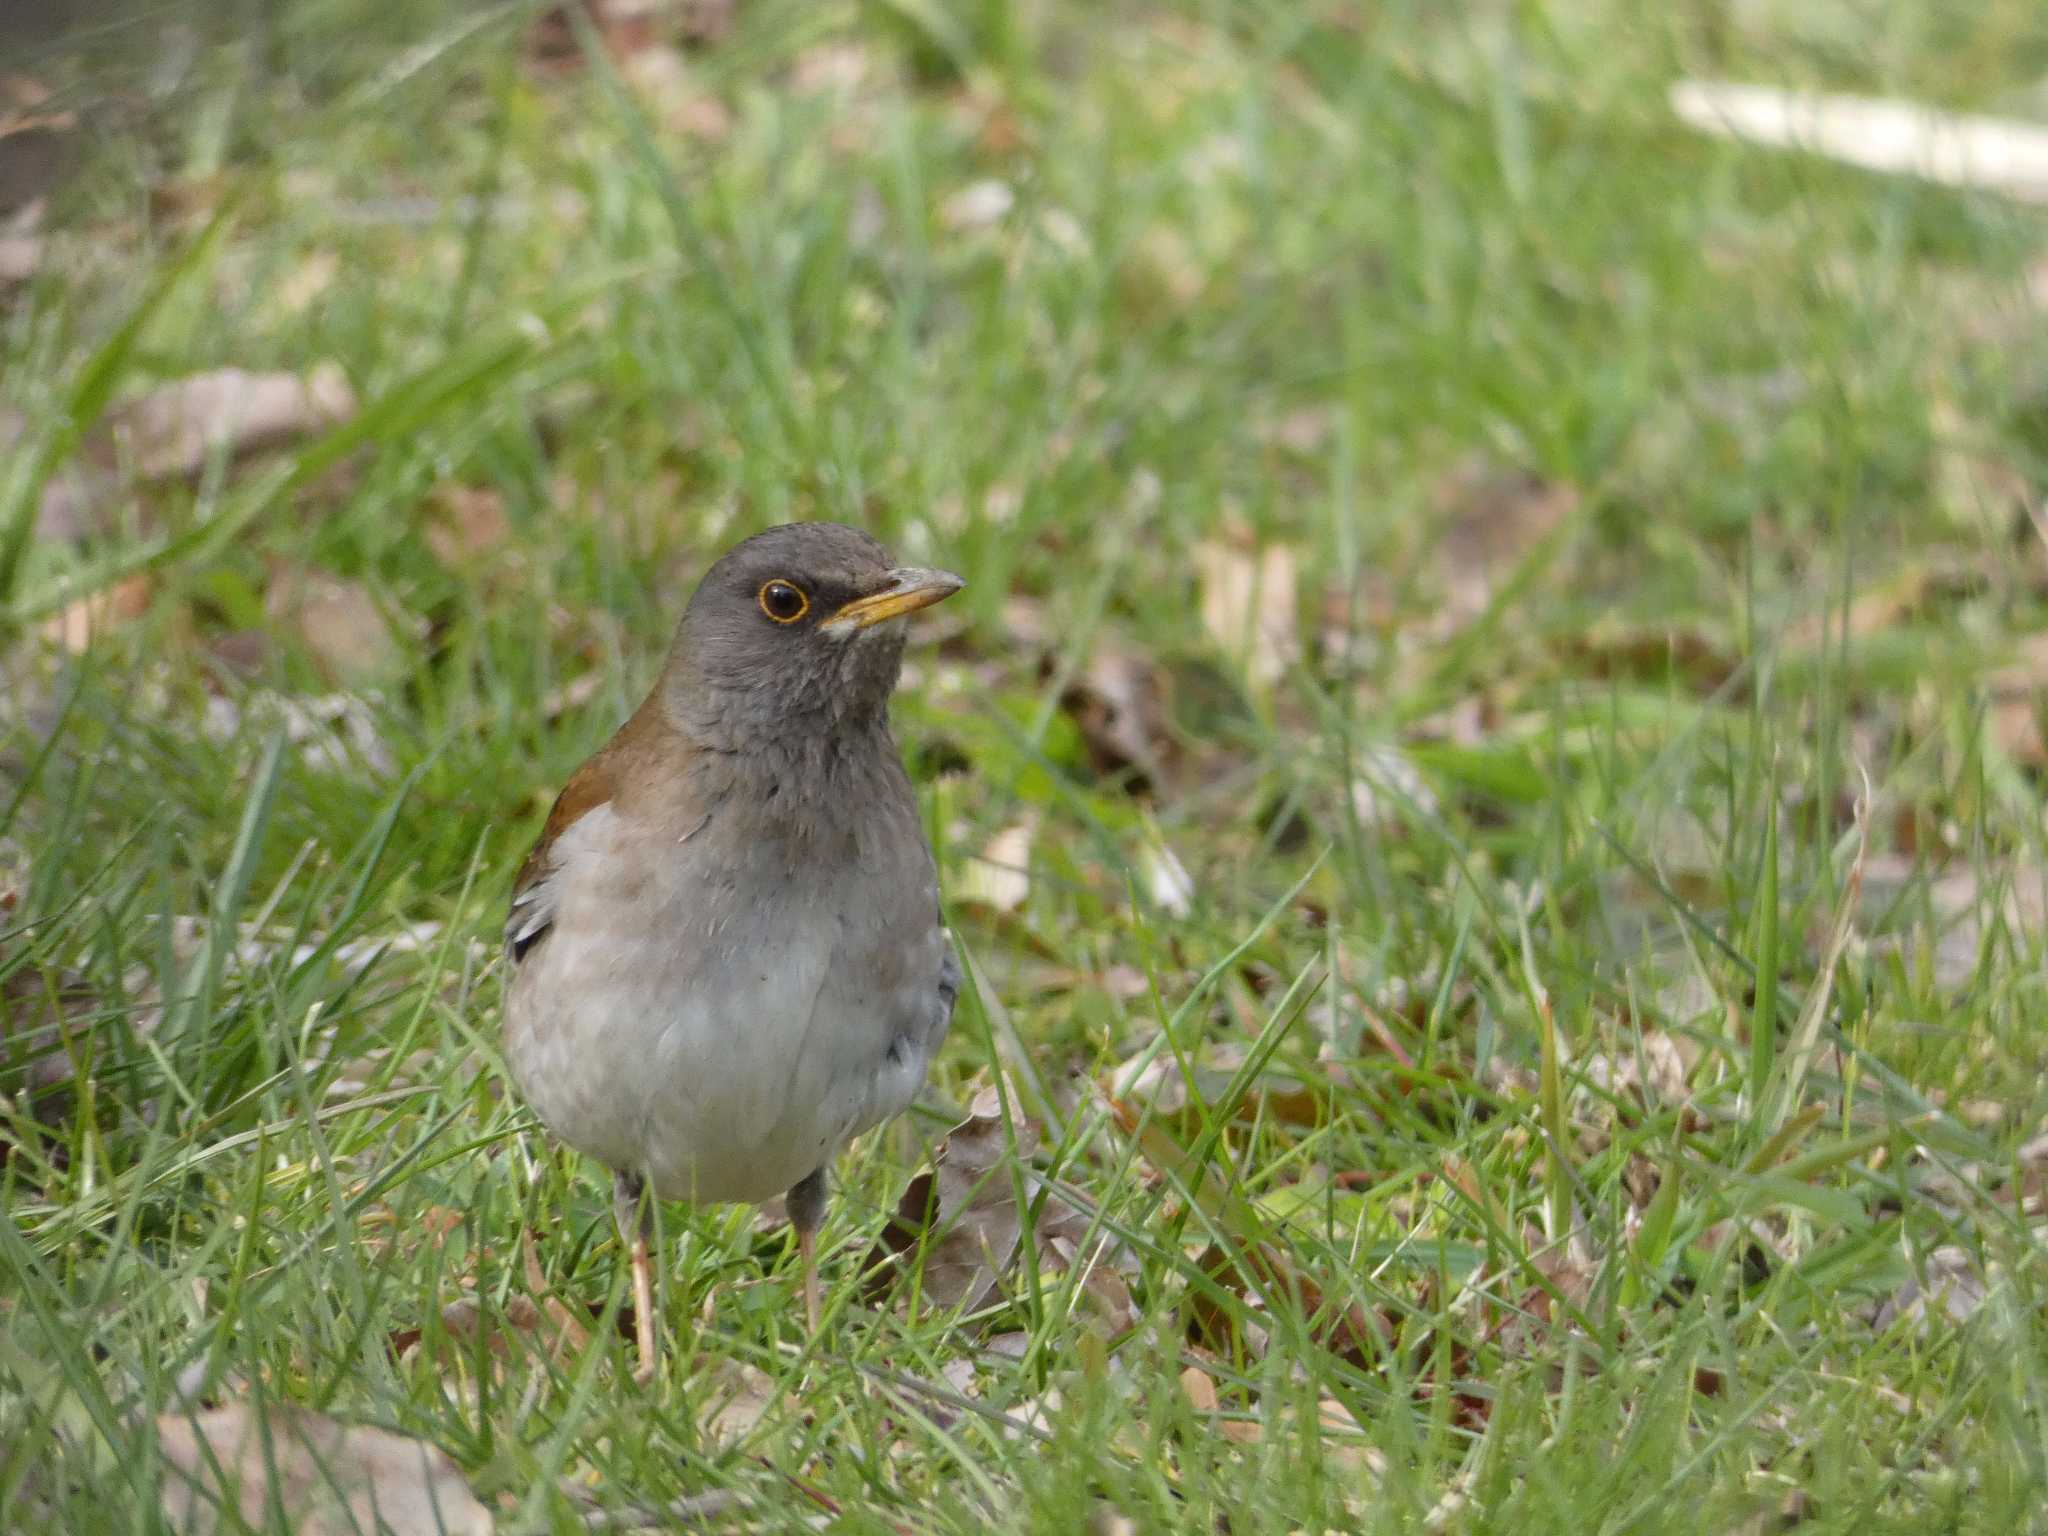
758, 579, 810, 624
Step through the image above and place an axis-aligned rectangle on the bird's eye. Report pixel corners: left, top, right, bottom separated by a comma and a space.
757, 579, 810, 624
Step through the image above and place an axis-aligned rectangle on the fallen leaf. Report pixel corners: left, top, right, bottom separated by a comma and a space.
868, 1080, 1130, 1331
203, 628, 273, 682
1554, 617, 1739, 689
1184, 1237, 1390, 1370
424, 484, 511, 568
867, 1081, 1036, 1313
1672, 81, 2048, 205
0, 234, 38, 287
1867, 1245, 1991, 1333
156, 1403, 493, 1536
1860, 853, 2048, 992
110, 364, 355, 480
1058, 639, 1172, 792
1431, 460, 1578, 629
1193, 537, 1298, 689
1141, 839, 1194, 917
203, 690, 397, 777
264, 567, 407, 685
1581, 1030, 1691, 1109
276, 250, 340, 314
941, 179, 1015, 231
788, 43, 878, 97
527, 0, 665, 68
147, 174, 232, 229
37, 575, 151, 653
1347, 743, 1438, 830
1106, 1039, 1330, 1131
1784, 565, 1933, 652
702, 1361, 782, 1448
518, 1227, 593, 1358
0, 76, 76, 138
540, 672, 604, 721
956, 820, 1033, 915
1984, 631, 2048, 767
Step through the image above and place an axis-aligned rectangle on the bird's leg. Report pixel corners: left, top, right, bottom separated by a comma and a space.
785, 1167, 829, 1332
613, 1170, 658, 1384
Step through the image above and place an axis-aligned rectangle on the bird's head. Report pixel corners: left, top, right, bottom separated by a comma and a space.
660, 521, 963, 747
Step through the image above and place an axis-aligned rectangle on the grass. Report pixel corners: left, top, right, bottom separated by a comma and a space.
3, 0, 2047, 1530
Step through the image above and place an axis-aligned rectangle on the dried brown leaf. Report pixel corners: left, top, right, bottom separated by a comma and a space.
110, 365, 355, 480
1431, 461, 1578, 628
1581, 1030, 1691, 1110
868, 1080, 1130, 1333
37, 575, 151, 653
1861, 853, 2048, 992
1194, 537, 1298, 688
1984, 630, 2048, 767
0, 233, 38, 287
702, 1361, 782, 1448
156, 1403, 493, 1536
519, 1228, 592, 1356
1184, 1238, 1391, 1369
956, 821, 1033, 914
1106, 1039, 1330, 1131
528, 0, 730, 72
867, 1081, 1035, 1313
1059, 640, 1172, 792
265, 567, 407, 685
1557, 617, 1738, 689
425, 484, 511, 568
0, 76, 76, 138
1784, 565, 1932, 652
1867, 1245, 1992, 1333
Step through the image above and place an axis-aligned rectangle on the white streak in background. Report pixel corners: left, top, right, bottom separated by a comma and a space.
1142, 840, 1194, 919
1672, 81, 2048, 204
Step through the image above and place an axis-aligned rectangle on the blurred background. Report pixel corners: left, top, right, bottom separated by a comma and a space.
3, 2, 2047, 1530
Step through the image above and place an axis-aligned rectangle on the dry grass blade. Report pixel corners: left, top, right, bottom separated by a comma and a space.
1766, 770, 1868, 1131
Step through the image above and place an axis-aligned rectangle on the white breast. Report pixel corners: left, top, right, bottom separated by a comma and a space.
503, 803, 943, 1205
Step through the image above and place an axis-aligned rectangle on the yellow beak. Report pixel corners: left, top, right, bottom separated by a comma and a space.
823, 567, 965, 633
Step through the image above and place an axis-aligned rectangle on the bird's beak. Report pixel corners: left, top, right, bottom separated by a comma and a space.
822, 567, 965, 635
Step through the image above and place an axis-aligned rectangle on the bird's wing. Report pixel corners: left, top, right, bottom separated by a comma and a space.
504, 700, 701, 965
936, 940, 961, 1027
504, 752, 615, 964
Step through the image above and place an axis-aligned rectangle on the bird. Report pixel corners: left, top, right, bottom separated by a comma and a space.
501, 521, 964, 1379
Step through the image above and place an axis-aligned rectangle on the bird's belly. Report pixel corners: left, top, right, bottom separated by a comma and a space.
505, 880, 938, 1207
